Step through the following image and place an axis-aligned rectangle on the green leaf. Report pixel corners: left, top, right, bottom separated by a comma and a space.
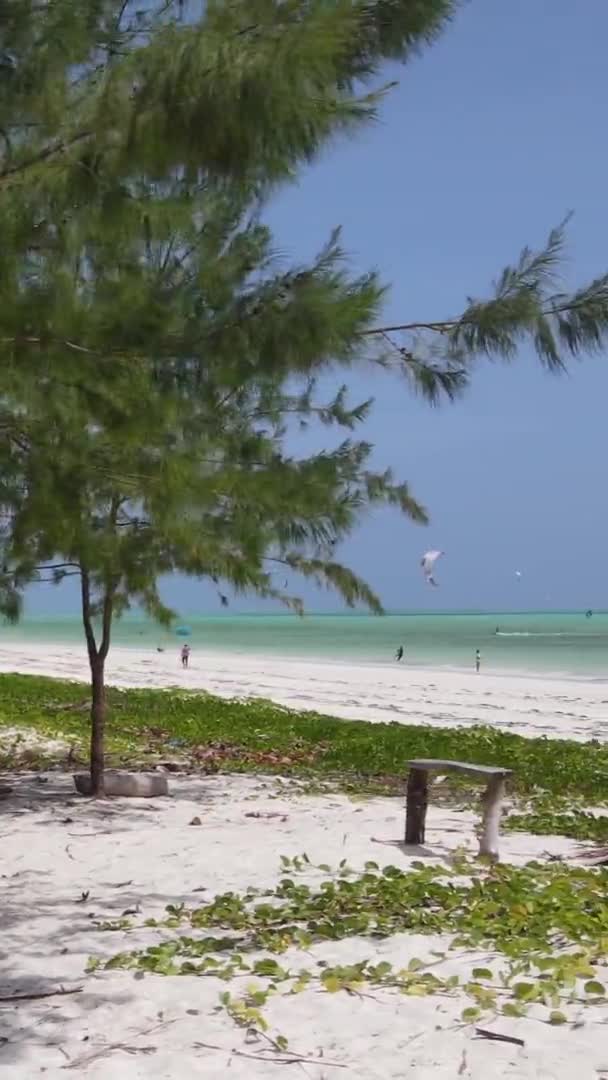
374, 962, 393, 978
549, 1011, 568, 1025
252, 959, 287, 979
405, 983, 431, 997
502, 1002, 526, 1018
584, 980, 605, 996
461, 1006, 481, 1022
472, 968, 493, 981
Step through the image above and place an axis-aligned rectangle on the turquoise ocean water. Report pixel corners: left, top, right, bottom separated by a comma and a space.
3, 612, 608, 680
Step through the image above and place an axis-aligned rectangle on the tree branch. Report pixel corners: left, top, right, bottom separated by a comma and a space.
0, 131, 92, 188
80, 568, 98, 661
35, 562, 81, 571
364, 319, 453, 336
99, 586, 113, 661
364, 293, 608, 339
99, 496, 121, 660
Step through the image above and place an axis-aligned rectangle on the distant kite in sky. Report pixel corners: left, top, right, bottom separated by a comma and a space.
421, 550, 443, 587
515, 570, 522, 580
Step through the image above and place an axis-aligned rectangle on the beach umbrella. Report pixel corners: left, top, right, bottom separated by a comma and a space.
175, 626, 192, 637
421, 550, 443, 587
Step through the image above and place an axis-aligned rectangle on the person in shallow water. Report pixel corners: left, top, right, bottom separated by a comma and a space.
395, 645, 404, 661
181, 643, 191, 668
475, 648, 481, 673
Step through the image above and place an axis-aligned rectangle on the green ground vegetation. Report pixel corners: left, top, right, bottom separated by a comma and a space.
1, 673, 606, 828
89, 856, 608, 1030
3, 672, 607, 1032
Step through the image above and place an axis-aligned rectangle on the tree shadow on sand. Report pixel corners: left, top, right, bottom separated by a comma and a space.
0, 769, 222, 818
0, 771, 230, 1069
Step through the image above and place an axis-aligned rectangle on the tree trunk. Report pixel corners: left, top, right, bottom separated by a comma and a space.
89, 654, 106, 796
81, 566, 110, 798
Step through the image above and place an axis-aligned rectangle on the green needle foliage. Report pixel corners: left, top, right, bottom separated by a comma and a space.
0, 0, 456, 190
2, 2, 608, 798
368, 217, 608, 389
0, 0, 458, 793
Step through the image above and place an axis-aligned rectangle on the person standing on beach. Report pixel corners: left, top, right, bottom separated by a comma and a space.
475, 649, 481, 673
395, 645, 404, 662
181, 643, 191, 669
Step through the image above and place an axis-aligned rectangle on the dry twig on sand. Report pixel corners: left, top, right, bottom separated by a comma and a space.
61, 1042, 157, 1069
194, 1039, 346, 1068
475, 1027, 525, 1048
61, 1021, 176, 1070
0, 986, 83, 1004
577, 846, 608, 866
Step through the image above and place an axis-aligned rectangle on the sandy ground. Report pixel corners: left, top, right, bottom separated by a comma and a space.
0, 641, 607, 741
1, 773, 606, 1079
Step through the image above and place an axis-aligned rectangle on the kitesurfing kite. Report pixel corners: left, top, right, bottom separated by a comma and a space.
421, 550, 443, 587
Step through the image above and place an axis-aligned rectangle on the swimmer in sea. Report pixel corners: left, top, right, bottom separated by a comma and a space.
395, 645, 404, 662
475, 648, 481, 673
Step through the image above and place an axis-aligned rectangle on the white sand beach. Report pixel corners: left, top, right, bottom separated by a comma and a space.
2, 772, 606, 1079
0, 640, 606, 741
1, 643, 607, 1077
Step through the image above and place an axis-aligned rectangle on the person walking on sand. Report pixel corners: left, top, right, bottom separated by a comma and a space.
395, 645, 404, 662
475, 648, 481, 673
181, 643, 191, 669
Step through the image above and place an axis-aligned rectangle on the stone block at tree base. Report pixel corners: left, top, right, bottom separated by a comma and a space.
73, 771, 169, 797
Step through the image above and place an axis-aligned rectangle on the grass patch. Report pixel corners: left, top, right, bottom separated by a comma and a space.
506, 808, 608, 843
0, 673, 607, 803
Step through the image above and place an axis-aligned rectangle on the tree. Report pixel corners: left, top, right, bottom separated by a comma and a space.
1, 1, 608, 797
0, 0, 456, 190
0, 200, 428, 792
0, 0, 461, 794
0, 0, 460, 794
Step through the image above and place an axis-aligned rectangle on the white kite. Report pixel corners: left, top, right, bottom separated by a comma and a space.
421, 549, 443, 587
515, 570, 522, 580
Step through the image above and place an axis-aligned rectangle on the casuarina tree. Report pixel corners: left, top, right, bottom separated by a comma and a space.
2, 0, 608, 795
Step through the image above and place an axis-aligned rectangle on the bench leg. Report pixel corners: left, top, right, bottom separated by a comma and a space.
405, 768, 428, 845
478, 775, 506, 861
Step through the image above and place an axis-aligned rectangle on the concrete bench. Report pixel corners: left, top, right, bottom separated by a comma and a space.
405, 759, 512, 861
73, 771, 169, 797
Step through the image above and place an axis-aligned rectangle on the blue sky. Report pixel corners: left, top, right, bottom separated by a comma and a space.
28, 0, 608, 615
